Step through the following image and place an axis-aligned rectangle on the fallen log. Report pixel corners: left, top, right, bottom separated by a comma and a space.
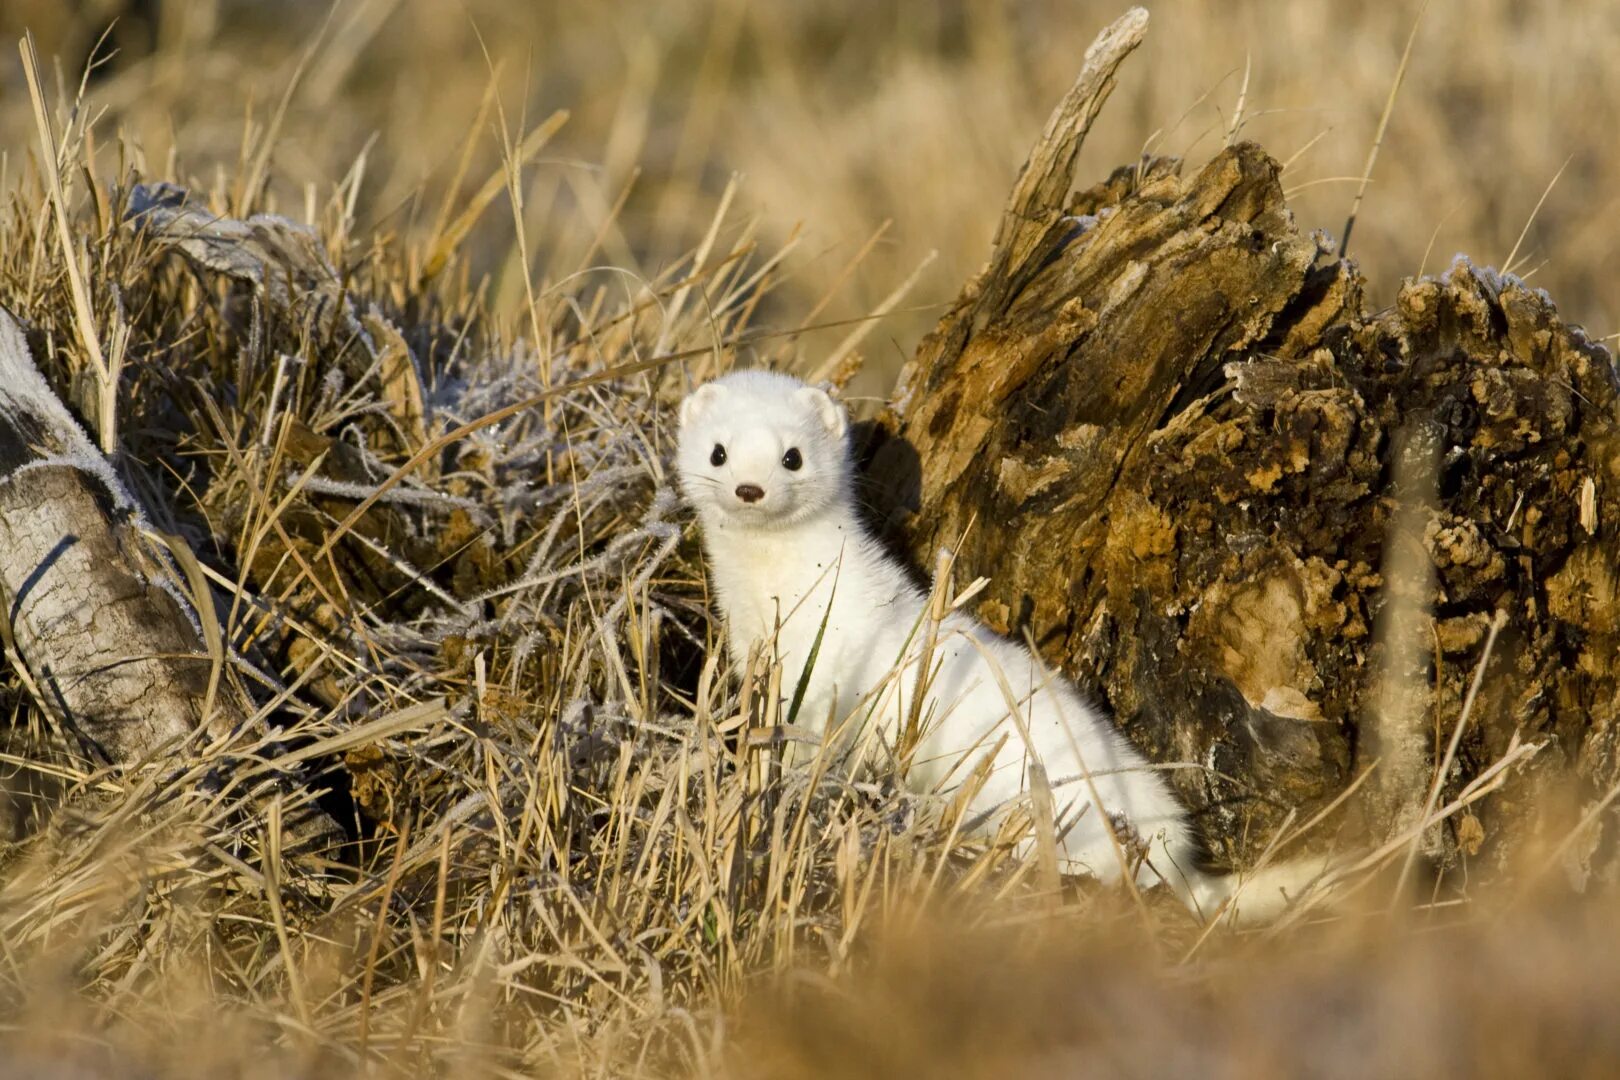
869, 9, 1620, 875
0, 305, 341, 857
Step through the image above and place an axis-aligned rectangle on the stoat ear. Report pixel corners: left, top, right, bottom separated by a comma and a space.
679, 383, 725, 429
795, 385, 848, 440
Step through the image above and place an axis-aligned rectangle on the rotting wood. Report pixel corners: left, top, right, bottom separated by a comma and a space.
868, 8, 1620, 875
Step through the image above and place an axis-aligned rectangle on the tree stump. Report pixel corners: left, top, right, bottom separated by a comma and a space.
868, 12, 1620, 874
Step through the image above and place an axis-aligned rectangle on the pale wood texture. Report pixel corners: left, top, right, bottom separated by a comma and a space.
0, 306, 340, 855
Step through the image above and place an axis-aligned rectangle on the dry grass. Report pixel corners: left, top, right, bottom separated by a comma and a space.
0, 2, 1615, 1076
4, 1, 1618, 381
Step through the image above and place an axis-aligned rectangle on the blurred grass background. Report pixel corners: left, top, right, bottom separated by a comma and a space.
4, 0, 1615, 390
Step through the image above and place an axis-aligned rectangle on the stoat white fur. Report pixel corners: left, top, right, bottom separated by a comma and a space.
677, 369, 1328, 924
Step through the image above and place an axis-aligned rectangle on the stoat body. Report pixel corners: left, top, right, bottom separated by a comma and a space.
676, 370, 1324, 923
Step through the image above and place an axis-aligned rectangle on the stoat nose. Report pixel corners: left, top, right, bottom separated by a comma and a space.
735, 483, 765, 504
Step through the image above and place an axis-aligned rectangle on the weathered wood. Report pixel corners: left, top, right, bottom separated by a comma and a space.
0, 306, 340, 854
870, 12, 1620, 873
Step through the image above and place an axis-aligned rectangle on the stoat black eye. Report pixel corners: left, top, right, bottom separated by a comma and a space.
710, 444, 727, 467
782, 448, 803, 471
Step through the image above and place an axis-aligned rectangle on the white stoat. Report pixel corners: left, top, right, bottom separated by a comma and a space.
676, 369, 1328, 924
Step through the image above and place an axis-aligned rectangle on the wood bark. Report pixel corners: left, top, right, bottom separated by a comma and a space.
0, 306, 340, 855
868, 11, 1620, 873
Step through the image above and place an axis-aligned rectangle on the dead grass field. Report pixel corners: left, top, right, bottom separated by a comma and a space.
0, 1, 1615, 1076
4, 0, 1616, 379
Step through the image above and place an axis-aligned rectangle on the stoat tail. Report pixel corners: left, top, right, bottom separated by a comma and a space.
1177, 854, 1337, 927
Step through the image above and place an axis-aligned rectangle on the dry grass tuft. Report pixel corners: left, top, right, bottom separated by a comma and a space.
0, 3, 1614, 1077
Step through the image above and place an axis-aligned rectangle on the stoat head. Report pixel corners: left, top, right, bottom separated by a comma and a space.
676, 370, 851, 530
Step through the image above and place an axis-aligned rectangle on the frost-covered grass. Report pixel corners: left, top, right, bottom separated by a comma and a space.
0, 4, 1614, 1077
